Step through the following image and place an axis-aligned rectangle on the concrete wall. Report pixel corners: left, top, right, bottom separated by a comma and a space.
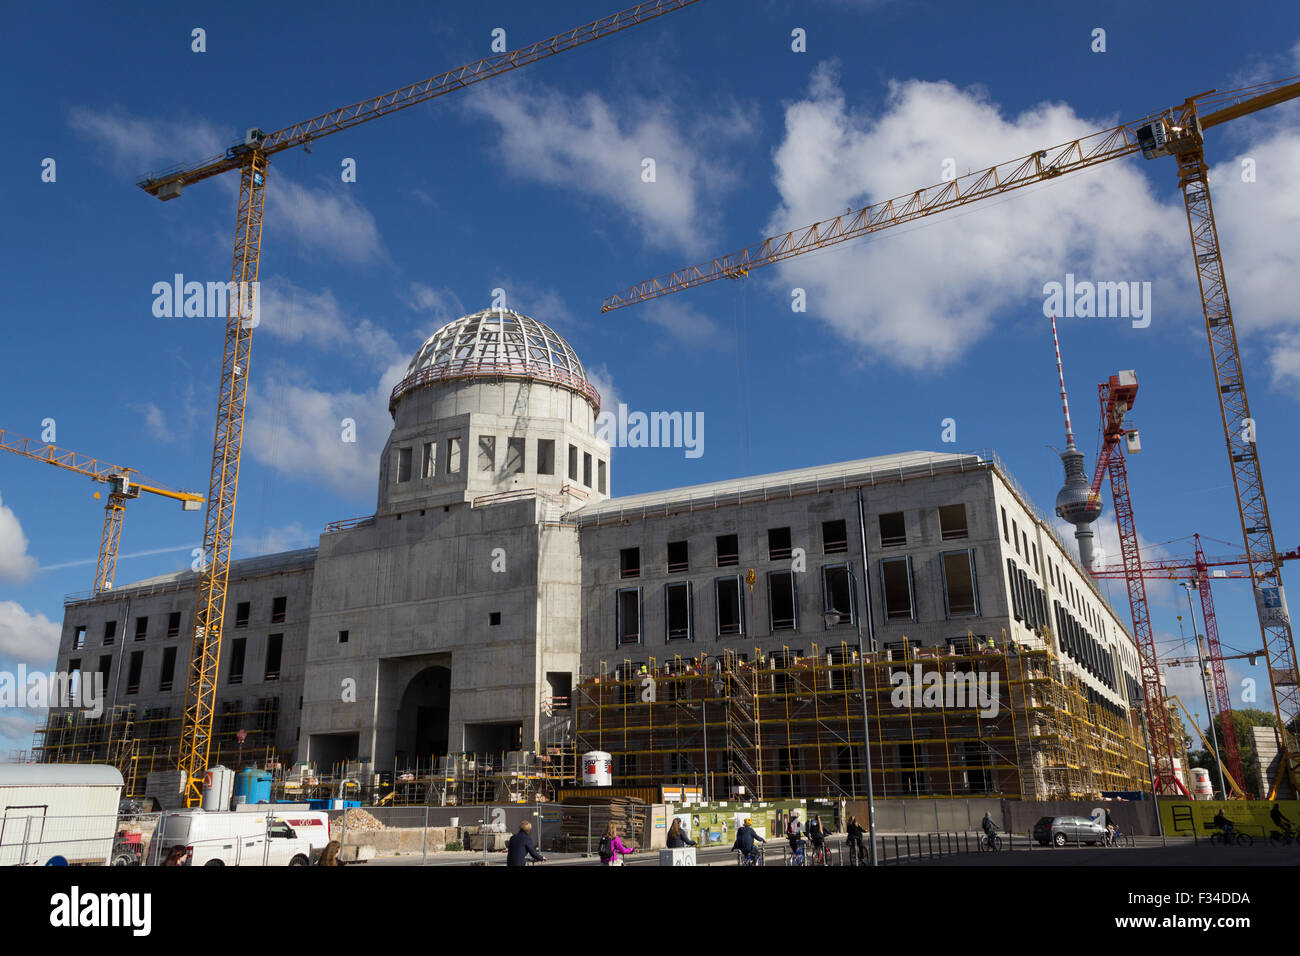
847, 797, 1158, 835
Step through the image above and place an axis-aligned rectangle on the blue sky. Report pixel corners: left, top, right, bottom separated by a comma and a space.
2, 0, 1299, 756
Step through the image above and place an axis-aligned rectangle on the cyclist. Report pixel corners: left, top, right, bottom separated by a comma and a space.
845, 814, 866, 864
1212, 808, 1236, 839
506, 821, 545, 867
786, 811, 807, 863
807, 814, 827, 862
1270, 802, 1294, 839
1103, 808, 1118, 845
732, 817, 766, 864
981, 811, 1000, 849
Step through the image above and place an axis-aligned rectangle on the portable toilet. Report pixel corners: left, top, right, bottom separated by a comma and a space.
202, 765, 234, 811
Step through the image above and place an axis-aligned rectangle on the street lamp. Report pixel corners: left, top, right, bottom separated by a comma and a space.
825, 600, 878, 866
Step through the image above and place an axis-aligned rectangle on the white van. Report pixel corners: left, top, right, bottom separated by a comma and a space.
235, 806, 331, 853
155, 809, 315, 866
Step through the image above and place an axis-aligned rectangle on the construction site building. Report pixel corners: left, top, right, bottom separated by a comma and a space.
32, 309, 1150, 800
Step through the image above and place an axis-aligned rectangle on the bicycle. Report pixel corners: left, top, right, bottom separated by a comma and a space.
784, 842, 808, 866
1267, 828, 1298, 847
735, 847, 765, 866
809, 841, 833, 866
845, 840, 868, 866
1100, 828, 1134, 848
1208, 828, 1253, 847
979, 831, 1002, 852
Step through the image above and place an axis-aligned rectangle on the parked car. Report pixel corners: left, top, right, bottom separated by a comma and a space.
1033, 815, 1107, 847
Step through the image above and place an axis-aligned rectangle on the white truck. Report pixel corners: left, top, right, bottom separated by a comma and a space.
0, 764, 124, 866
153, 809, 317, 866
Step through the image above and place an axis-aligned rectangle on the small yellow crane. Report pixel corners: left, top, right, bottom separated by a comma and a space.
0, 427, 203, 595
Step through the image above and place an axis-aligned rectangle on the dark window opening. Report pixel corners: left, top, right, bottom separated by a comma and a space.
158, 646, 176, 692
338, 630, 349, 644
583, 452, 592, 487
134, 616, 148, 642
568, 444, 579, 482
546, 672, 572, 710
768, 571, 798, 631
228, 638, 246, 685
73, 626, 86, 650
489, 612, 501, 626
1001, 507, 1009, 543
768, 527, 792, 561
617, 588, 642, 646
598, 460, 607, 494
716, 577, 744, 637
822, 519, 848, 554
666, 582, 692, 641
271, 596, 286, 624
619, 547, 640, 579
103, 621, 116, 646
126, 651, 143, 695
167, 613, 181, 639
667, 540, 689, 574
881, 558, 915, 621
939, 504, 968, 540
943, 550, 979, 617
716, 534, 739, 568
537, 439, 555, 476
396, 446, 412, 483
265, 633, 283, 681
879, 512, 906, 547
235, 601, 250, 629
822, 565, 855, 626
505, 437, 525, 476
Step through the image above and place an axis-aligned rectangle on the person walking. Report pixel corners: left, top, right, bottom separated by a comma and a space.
666, 818, 697, 848
599, 822, 636, 865
316, 840, 341, 866
506, 820, 546, 867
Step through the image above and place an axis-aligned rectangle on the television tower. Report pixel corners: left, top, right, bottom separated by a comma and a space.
1050, 315, 1103, 568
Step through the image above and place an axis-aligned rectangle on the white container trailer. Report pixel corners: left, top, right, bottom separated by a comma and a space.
0, 764, 123, 866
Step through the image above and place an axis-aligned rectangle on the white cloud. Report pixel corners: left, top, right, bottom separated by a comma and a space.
266, 177, 385, 265
258, 276, 403, 367
69, 106, 227, 176
405, 284, 465, 327
0, 495, 38, 583
641, 299, 726, 348
462, 81, 747, 252
244, 359, 407, 499
0, 713, 35, 742
586, 363, 621, 418
236, 523, 315, 557
764, 66, 1195, 370
0, 601, 61, 667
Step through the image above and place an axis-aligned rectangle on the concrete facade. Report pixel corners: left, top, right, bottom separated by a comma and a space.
43, 310, 1142, 780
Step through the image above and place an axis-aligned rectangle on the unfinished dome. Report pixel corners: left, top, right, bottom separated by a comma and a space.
389, 308, 600, 415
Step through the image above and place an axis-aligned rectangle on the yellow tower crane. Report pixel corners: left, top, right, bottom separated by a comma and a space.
0, 427, 203, 595
602, 76, 1300, 798
134, 0, 702, 806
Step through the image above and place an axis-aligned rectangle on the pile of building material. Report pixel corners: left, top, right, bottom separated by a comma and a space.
555, 795, 647, 851
340, 808, 385, 832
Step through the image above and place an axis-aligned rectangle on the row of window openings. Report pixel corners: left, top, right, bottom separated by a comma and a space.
1054, 601, 1118, 693
74, 597, 288, 650
615, 566, 857, 645
616, 508, 969, 581
73, 636, 287, 695
1001, 505, 1104, 632
395, 437, 607, 493
614, 552, 976, 645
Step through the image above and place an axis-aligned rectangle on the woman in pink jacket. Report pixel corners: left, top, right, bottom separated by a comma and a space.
600, 822, 637, 865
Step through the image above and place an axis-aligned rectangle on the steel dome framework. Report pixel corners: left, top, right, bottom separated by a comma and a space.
389, 309, 601, 415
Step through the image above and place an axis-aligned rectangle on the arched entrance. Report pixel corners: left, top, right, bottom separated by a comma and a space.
395, 666, 450, 768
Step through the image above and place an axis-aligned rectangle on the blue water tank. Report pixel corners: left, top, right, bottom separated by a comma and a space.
234, 768, 273, 805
